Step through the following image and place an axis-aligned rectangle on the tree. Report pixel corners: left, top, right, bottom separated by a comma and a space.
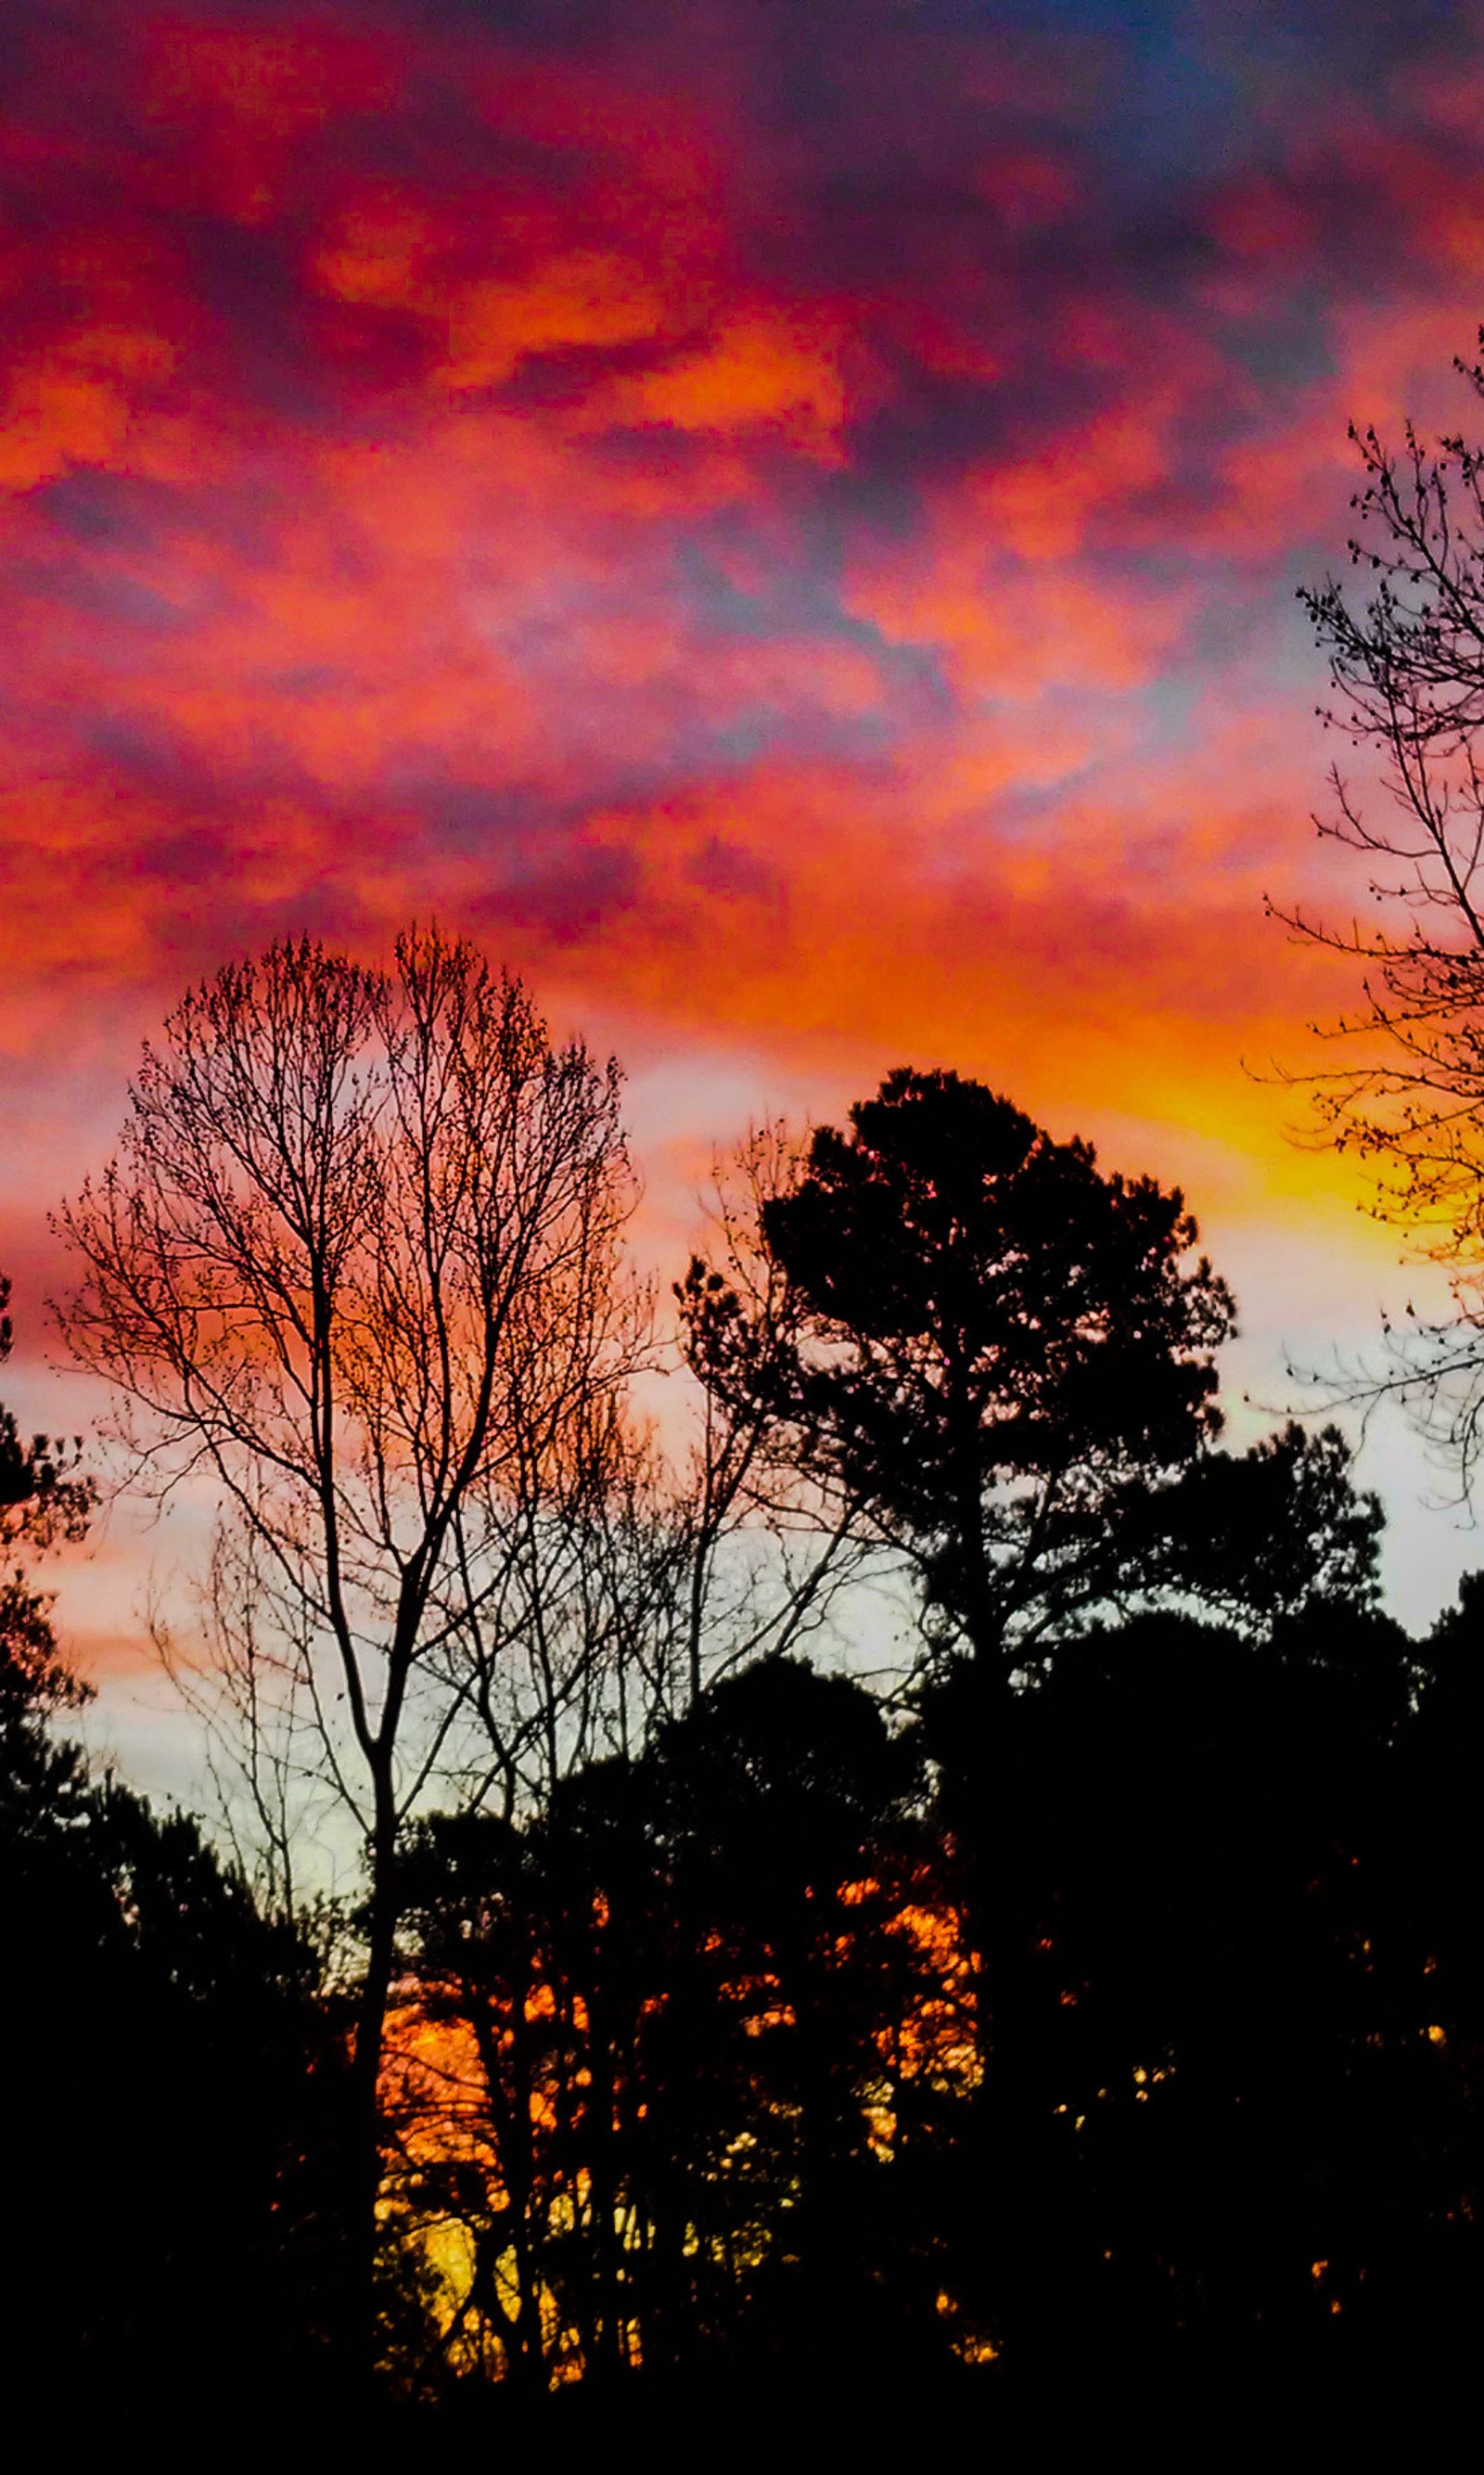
389, 1660, 936, 2399
988, 1598, 1438, 2374
1281, 337, 1484, 1488
54, 928, 641, 2373
669, 1122, 880, 1707
1145, 1418, 1383, 1636
678, 1071, 1402, 2358
684, 1068, 1236, 1684
0, 1268, 96, 1852
0, 1274, 339, 2430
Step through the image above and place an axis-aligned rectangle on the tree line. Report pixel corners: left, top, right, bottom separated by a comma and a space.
12, 340, 1484, 2439
8, 985, 1483, 2438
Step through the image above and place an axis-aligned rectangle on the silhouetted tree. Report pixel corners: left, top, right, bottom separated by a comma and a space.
682, 1070, 1403, 2364
1281, 336, 1484, 1494
988, 1604, 1427, 2366
0, 1272, 96, 1868
389, 1661, 944, 2399
645, 1660, 928, 2377
670, 1124, 886, 1706
1144, 1418, 1384, 1635
0, 1266, 96, 1829
0, 1276, 341, 2432
683, 1070, 1235, 1672
54, 929, 641, 2390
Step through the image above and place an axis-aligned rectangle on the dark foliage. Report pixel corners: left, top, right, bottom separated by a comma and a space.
685, 1069, 1237, 1660
0, 1289, 347, 2441
1139, 1418, 1385, 1630
10, 1053, 1484, 2432
389, 1661, 946, 2399
365, 1588, 1484, 2418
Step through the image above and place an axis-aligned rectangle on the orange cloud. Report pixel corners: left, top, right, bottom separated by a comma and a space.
2, 4, 1483, 1344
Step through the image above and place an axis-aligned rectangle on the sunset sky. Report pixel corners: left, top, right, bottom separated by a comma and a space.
6, 0, 1484, 1772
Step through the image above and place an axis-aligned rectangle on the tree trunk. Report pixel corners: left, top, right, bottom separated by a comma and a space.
343, 1773, 399, 2437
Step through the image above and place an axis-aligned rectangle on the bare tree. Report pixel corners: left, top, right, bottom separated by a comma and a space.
149, 1515, 336, 1933
430, 1354, 668, 1814
53, 927, 642, 2349
673, 1122, 901, 1699
1275, 336, 1484, 1489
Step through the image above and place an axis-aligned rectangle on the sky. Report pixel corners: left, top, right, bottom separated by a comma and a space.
6, 0, 1484, 1772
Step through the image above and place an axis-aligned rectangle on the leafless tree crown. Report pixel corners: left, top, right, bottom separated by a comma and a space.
1276, 340, 1484, 1485
54, 928, 642, 1851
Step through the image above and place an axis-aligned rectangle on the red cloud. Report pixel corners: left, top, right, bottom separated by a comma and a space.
4, 0, 1484, 1251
